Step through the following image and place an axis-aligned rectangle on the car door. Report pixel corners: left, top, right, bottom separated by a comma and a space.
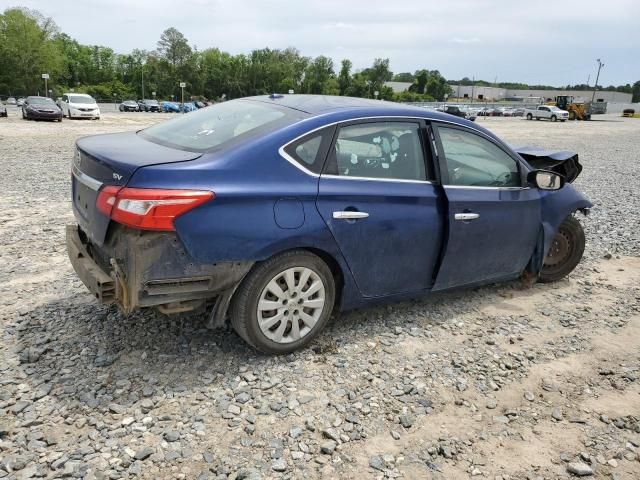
316, 119, 445, 297
430, 123, 541, 291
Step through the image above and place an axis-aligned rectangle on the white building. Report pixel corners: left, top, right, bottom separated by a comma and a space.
385, 81, 633, 103
448, 85, 632, 103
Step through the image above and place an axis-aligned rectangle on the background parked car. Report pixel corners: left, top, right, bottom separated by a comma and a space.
16, 98, 25, 107
512, 108, 526, 117
119, 100, 139, 112
22, 96, 63, 121
6, 97, 16, 105
181, 102, 198, 113
162, 101, 181, 113
0, 105, 7, 117
59, 93, 100, 119
138, 99, 161, 112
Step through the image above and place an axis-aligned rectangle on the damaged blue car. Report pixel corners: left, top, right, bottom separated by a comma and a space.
66, 95, 591, 353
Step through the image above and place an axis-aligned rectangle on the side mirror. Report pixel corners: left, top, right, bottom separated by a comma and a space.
528, 170, 565, 190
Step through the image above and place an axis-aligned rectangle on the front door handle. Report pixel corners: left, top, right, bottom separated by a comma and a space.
454, 212, 480, 221
333, 211, 369, 220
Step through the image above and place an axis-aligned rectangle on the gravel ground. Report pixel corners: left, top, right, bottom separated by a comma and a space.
0, 108, 639, 480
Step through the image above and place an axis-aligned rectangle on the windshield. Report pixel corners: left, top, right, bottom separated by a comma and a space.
69, 95, 96, 104
27, 96, 55, 105
549, 106, 562, 111
145, 100, 159, 105
139, 99, 299, 152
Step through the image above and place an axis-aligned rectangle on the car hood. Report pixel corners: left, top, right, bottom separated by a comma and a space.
513, 146, 583, 183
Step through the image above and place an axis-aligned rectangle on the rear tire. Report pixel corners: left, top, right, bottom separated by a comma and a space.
526, 113, 533, 120
230, 250, 335, 354
539, 216, 585, 283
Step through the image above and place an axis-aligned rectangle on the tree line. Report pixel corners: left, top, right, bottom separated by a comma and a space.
0, 8, 450, 102
1, 7, 638, 103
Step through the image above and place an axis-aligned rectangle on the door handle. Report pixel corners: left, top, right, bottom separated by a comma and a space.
333, 211, 369, 220
454, 212, 479, 221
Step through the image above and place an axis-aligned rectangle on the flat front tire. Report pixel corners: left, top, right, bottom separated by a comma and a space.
539, 216, 585, 283
230, 250, 336, 354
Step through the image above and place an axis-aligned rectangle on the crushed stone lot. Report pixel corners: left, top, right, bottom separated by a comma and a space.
0, 108, 639, 479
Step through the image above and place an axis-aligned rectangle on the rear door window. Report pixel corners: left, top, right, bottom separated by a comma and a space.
324, 121, 427, 181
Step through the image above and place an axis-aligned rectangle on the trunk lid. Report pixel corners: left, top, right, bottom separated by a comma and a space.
72, 132, 201, 245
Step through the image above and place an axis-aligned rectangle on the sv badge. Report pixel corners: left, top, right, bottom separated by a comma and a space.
113, 172, 123, 181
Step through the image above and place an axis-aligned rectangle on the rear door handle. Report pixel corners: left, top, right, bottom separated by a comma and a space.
333, 211, 369, 220
454, 212, 479, 221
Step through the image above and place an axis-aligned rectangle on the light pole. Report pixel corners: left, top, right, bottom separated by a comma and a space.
42, 73, 49, 96
180, 82, 186, 112
141, 63, 145, 100
591, 59, 604, 103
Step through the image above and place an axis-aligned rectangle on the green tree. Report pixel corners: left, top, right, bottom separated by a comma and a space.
157, 27, 192, 68
393, 72, 414, 82
364, 58, 393, 94
338, 59, 352, 95
303, 56, 335, 94
410, 69, 451, 100
632, 80, 640, 103
0, 8, 63, 95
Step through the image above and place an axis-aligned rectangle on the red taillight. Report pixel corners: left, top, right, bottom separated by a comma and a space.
96, 187, 214, 231
96, 185, 122, 216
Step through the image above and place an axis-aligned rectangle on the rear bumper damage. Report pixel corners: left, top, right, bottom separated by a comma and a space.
66, 224, 252, 317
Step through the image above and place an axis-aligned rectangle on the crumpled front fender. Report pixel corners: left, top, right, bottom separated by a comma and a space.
532, 184, 592, 273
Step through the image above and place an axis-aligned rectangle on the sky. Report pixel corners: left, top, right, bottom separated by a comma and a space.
3, 0, 638, 86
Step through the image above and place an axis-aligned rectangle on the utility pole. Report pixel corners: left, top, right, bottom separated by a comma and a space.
586, 74, 590, 88
141, 66, 145, 100
591, 59, 604, 103
471, 76, 475, 104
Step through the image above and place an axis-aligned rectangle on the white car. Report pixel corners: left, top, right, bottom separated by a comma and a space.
59, 93, 100, 120
525, 105, 569, 122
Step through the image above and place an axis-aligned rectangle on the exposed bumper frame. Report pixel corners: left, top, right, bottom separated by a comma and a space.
66, 224, 253, 318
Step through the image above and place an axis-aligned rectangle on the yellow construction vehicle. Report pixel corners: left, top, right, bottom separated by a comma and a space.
547, 96, 592, 120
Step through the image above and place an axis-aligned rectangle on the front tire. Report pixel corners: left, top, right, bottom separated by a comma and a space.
230, 250, 336, 354
551, 115, 557, 122
539, 216, 585, 283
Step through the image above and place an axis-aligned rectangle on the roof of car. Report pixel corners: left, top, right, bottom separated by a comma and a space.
247, 94, 429, 115
242, 94, 501, 144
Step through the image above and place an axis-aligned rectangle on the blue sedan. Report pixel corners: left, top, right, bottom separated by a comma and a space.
66, 95, 591, 353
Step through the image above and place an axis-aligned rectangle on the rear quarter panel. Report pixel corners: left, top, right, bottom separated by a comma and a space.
127, 122, 365, 307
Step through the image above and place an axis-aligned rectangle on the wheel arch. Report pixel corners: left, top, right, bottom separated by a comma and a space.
525, 187, 591, 276
213, 245, 353, 330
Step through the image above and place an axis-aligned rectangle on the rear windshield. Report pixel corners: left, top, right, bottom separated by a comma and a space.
139, 99, 302, 152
